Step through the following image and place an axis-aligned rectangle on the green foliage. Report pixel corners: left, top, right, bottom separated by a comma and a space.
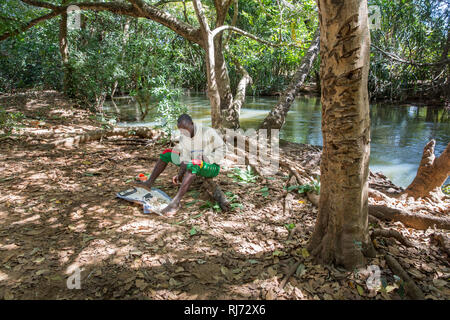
259, 187, 269, 197
442, 184, 450, 195
189, 226, 198, 236
368, 0, 449, 102
148, 82, 188, 138
199, 200, 222, 212
227, 165, 258, 184
0, 19, 61, 92
227, 0, 319, 95
284, 222, 296, 231
0, 0, 447, 105
286, 179, 320, 195
225, 191, 244, 211
0, 107, 24, 136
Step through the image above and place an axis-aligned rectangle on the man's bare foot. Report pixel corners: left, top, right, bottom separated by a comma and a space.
131, 180, 152, 192
161, 202, 180, 217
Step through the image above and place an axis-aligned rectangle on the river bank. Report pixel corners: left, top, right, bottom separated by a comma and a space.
102, 92, 449, 188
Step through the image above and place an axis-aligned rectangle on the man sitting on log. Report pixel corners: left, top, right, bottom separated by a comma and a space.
134, 114, 225, 216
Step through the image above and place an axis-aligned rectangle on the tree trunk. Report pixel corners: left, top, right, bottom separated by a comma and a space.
402, 140, 450, 199
59, 1, 73, 96
212, 0, 243, 130
214, 34, 236, 127
308, 0, 375, 269
219, 53, 252, 129
193, 0, 222, 129
259, 29, 320, 130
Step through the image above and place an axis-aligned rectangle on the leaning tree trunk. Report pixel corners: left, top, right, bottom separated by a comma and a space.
402, 140, 450, 199
308, 0, 375, 269
259, 29, 320, 130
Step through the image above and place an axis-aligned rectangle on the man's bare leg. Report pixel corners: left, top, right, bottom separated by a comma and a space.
133, 159, 168, 191
161, 171, 196, 216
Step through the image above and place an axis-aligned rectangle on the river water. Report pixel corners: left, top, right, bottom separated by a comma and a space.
104, 93, 449, 188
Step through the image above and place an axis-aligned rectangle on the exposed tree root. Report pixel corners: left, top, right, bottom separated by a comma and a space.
279, 160, 315, 185
371, 228, 413, 247
430, 232, 450, 256
306, 192, 319, 207
368, 215, 382, 226
201, 178, 230, 212
384, 254, 425, 300
369, 205, 450, 230
402, 140, 449, 200
279, 259, 301, 289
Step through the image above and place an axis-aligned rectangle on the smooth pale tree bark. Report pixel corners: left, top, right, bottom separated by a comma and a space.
308, 0, 375, 269
59, 0, 73, 96
259, 29, 320, 130
192, 0, 222, 128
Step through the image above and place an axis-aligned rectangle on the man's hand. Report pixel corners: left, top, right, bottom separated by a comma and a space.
172, 175, 180, 185
174, 161, 187, 185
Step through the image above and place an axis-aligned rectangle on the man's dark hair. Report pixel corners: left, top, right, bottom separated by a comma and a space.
177, 114, 193, 127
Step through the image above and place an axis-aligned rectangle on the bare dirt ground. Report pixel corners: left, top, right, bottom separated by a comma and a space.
0, 90, 448, 300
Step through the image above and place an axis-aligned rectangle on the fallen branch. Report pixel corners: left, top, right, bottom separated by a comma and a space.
368, 215, 382, 226
49, 127, 162, 148
384, 254, 425, 300
371, 229, 413, 247
279, 160, 314, 185
369, 205, 450, 230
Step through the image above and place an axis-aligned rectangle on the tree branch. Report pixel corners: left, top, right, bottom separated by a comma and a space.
0, 11, 61, 41
125, 0, 203, 45
192, 0, 211, 33
224, 0, 238, 45
372, 45, 450, 67
20, 0, 58, 10
14, 0, 203, 46
212, 25, 298, 48
153, 0, 191, 6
